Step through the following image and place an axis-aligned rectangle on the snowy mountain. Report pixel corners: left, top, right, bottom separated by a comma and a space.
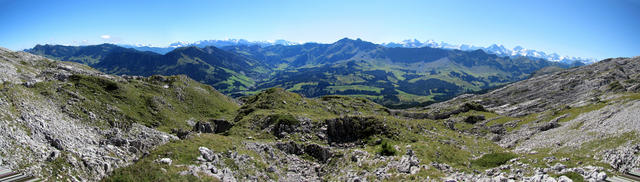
382, 39, 598, 64
121, 39, 300, 54
122, 38, 596, 64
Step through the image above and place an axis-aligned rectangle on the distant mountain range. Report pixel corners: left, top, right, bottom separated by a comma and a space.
381, 39, 598, 64
121, 39, 299, 54
119, 38, 597, 64
26, 38, 582, 108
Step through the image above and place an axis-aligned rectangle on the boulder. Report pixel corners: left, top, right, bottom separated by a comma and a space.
199, 147, 217, 162
304, 144, 333, 163
193, 121, 213, 133
596, 172, 607, 181
212, 119, 233, 133
158, 158, 172, 165
171, 128, 191, 139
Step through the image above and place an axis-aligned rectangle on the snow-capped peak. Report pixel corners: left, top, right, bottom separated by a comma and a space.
381, 39, 597, 64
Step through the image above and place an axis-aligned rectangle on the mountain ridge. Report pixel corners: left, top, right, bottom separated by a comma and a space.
381, 39, 598, 64
110, 38, 597, 65
26, 38, 579, 108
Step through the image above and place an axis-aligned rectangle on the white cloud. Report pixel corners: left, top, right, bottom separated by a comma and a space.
100, 35, 111, 39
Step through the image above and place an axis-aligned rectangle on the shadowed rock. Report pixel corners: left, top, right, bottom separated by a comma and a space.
325, 116, 387, 144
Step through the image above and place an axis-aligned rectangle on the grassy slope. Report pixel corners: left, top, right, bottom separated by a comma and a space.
30, 74, 238, 132
0, 51, 241, 181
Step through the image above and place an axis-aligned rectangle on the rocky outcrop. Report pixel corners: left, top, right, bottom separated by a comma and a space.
193, 119, 234, 134
390, 101, 486, 120
515, 100, 640, 150
600, 144, 640, 173
480, 57, 640, 117
193, 121, 214, 133
269, 115, 311, 138
212, 119, 234, 133
275, 141, 333, 163
0, 48, 188, 181
325, 116, 387, 144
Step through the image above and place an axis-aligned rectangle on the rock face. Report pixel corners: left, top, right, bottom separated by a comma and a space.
479, 57, 640, 117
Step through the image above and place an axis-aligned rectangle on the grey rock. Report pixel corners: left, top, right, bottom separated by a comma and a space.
199, 147, 217, 162
557, 176, 573, 182
596, 171, 607, 181
552, 163, 566, 171
275, 141, 333, 163
158, 158, 172, 165
193, 121, 214, 133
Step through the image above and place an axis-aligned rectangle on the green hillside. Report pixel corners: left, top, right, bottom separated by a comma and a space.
28, 39, 576, 108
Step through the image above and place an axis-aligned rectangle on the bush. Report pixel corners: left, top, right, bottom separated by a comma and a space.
377, 140, 397, 156
471, 152, 517, 168
270, 114, 299, 125
69, 74, 120, 91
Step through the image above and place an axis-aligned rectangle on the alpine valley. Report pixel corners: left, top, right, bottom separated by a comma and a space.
26, 38, 583, 108
2, 0, 639, 181
2, 42, 640, 181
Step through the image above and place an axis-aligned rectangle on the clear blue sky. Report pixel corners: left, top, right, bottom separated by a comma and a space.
1, 0, 639, 59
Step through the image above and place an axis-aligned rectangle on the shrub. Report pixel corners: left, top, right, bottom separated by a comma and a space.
471, 152, 517, 168
377, 140, 397, 156
69, 74, 120, 91
270, 114, 299, 125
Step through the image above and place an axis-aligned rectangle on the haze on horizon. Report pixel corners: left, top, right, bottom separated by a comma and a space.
1, 0, 639, 60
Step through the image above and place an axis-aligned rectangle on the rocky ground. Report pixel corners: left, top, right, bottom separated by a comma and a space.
0, 47, 233, 181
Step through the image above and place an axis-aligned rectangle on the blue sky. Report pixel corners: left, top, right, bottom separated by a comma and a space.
0, 0, 638, 59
